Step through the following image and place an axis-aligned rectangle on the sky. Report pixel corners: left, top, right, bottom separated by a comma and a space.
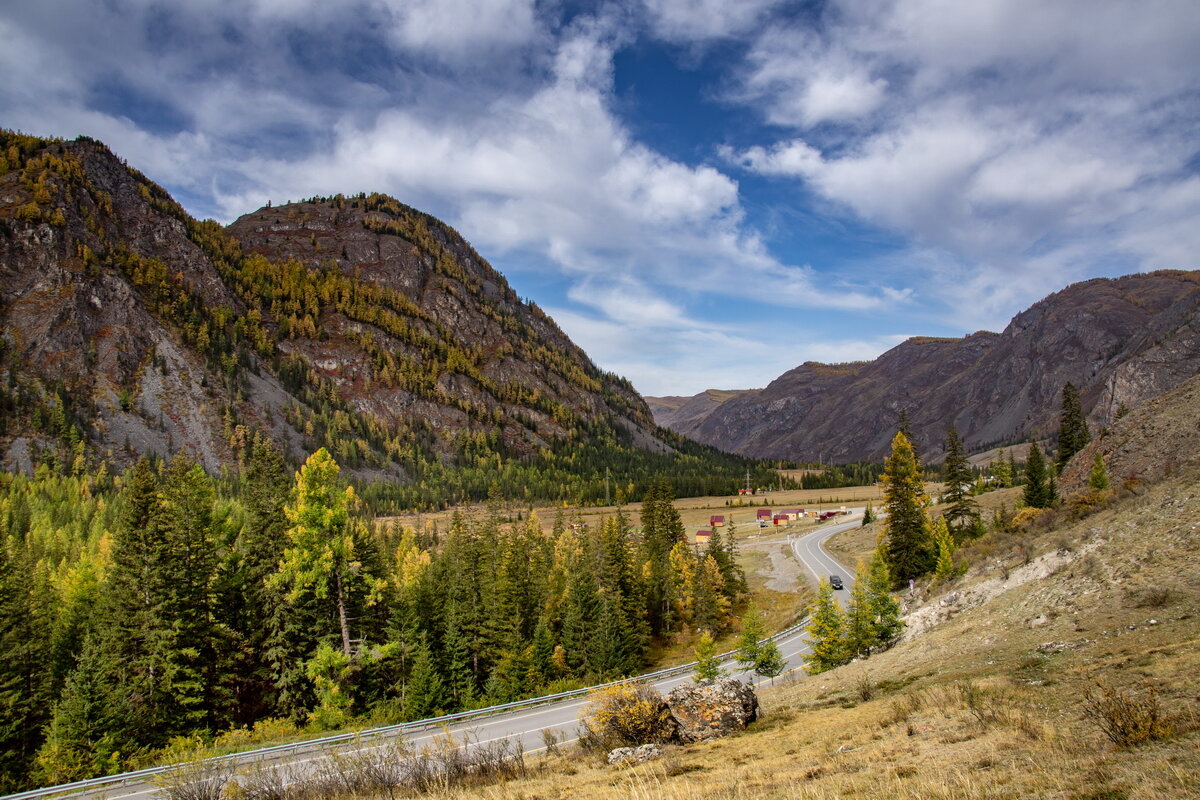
2, 1, 1198, 397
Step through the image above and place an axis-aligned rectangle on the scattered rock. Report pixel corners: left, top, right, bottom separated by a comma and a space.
666, 678, 759, 743
1028, 614, 1051, 628
608, 743, 663, 766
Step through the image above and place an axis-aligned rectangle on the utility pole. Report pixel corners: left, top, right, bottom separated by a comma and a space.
744, 468, 751, 494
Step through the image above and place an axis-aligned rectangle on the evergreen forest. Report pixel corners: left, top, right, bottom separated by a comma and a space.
0, 438, 748, 792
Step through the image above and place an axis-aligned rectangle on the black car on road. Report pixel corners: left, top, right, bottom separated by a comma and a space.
829, 575, 844, 590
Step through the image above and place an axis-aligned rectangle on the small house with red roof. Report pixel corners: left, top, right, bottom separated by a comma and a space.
710, 515, 725, 527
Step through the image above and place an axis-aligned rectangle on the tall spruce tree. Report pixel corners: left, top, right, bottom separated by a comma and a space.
1057, 382, 1091, 471
233, 433, 291, 722
639, 481, 686, 635
1023, 442, 1054, 508
882, 432, 935, 585
940, 425, 979, 541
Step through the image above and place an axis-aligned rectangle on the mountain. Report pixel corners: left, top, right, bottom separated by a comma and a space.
0, 131, 772, 506
649, 270, 1200, 462
644, 389, 754, 436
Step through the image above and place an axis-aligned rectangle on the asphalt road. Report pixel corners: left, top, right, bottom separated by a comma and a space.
20, 515, 857, 800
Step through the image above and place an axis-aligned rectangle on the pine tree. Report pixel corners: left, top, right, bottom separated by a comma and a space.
990, 449, 1012, 488
693, 631, 725, 681
1057, 382, 1091, 471
864, 549, 903, 650
753, 638, 786, 681
804, 580, 848, 673
940, 425, 979, 541
0, 542, 56, 789
272, 449, 379, 658
32, 637, 121, 785
640, 481, 686, 635
402, 635, 444, 721
882, 432, 935, 585
232, 433, 291, 721
1023, 442, 1054, 508
861, 502, 875, 525
1089, 452, 1110, 490
734, 605, 766, 671
842, 570, 874, 661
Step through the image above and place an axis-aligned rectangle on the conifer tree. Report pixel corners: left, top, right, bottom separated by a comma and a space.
402, 635, 444, 721
640, 481, 686, 635
940, 425, 979, 541
861, 502, 875, 525
882, 432, 935, 584
693, 631, 725, 681
864, 549, 903, 650
842, 571, 874, 661
1023, 442, 1054, 508
805, 580, 847, 674
154, 455, 225, 735
932, 517, 956, 579
734, 605, 766, 671
1057, 382, 1091, 471
753, 638, 786, 680
990, 449, 1012, 487
0, 542, 56, 788
32, 637, 121, 785
272, 449, 379, 657
233, 433, 291, 721
1089, 451, 1110, 490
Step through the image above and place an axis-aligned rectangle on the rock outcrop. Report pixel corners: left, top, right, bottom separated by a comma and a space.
665, 678, 759, 743
650, 271, 1200, 462
607, 743, 664, 766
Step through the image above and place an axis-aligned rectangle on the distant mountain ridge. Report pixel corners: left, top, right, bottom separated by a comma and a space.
1, 131, 778, 505
648, 270, 1200, 462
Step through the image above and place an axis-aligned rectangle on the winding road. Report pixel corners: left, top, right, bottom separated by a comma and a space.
7, 514, 858, 800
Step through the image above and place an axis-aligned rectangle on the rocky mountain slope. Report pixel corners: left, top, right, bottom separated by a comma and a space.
1, 131, 763, 504
649, 270, 1200, 462
644, 389, 752, 434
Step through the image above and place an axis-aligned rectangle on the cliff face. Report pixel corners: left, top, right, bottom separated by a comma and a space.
654, 271, 1200, 462
0, 132, 666, 480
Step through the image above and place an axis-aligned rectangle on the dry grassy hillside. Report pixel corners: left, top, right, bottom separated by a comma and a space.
397, 379, 1200, 799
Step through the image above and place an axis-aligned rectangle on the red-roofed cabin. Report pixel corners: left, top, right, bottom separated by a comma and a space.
695, 530, 713, 544
710, 515, 725, 527
772, 514, 788, 526
756, 508, 772, 520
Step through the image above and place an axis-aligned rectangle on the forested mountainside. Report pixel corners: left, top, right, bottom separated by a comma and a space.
0, 131, 784, 508
650, 270, 1200, 462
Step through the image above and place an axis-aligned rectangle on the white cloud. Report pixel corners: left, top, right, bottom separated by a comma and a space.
643, 0, 784, 41
386, 0, 540, 56
725, 0, 1200, 321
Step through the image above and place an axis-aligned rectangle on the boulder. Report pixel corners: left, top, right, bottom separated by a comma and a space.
665, 678, 759, 743
607, 743, 664, 766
